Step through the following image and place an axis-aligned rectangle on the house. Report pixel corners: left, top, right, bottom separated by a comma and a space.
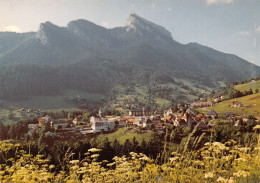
127, 117, 136, 126
190, 101, 213, 108
213, 98, 220, 103
163, 115, 175, 123
182, 112, 195, 126
72, 118, 79, 125
164, 108, 173, 116
186, 108, 195, 116
129, 109, 151, 116
28, 124, 39, 137
115, 119, 127, 127
225, 112, 236, 122
150, 114, 161, 120
119, 117, 135, 126
242, 115, 256, 122
52, 122, 68, 130
232, 100, 243, 108
143, 119, 153, 128
242, 115, 249, 122
80, 126, 93, 134
134, 116, 146, 126
118, 120, 127, 127
49, 119, 68, 130
234, 120, 240, 127
38, 115, 53, 127
80, 129, 93, 134
193, 114, 207, 124
90, 116, 115, 133
236, 116, 256, 125
174, 119, 188, 128
207, 110, 218, 119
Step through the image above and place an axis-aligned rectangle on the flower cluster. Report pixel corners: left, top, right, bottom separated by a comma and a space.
0, 136, 259, 182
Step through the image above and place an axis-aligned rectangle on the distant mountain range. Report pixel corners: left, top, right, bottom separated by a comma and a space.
0, 13, 259, 105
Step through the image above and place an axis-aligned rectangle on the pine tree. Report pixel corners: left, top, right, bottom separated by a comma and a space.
123, 139, 133, 155
140, 139, 147, 154
132, 137, 139, 152
112, 139, 122, 155
100, 138, 114, 161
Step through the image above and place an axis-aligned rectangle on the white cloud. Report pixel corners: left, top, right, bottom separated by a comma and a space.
238, 31, 250, 36
206, 0, 234, 5
256, 26, 260, 33
2, 25, 21, 32
101, 22, 110, 28
168, 8, 172, 11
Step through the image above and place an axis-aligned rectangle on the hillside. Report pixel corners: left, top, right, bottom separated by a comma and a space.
201, 93, 260, 118
0, 13, 259, 109
234, 80, 260, 92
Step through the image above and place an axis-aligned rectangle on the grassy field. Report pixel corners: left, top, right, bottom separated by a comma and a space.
200, 93, 260, 118
95, 127, 155, 144
234, 80, 260, 92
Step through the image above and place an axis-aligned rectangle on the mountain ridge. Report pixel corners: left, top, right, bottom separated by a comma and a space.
0, 13, 259, 105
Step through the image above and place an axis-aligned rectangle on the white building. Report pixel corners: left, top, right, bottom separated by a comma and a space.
90, 116, 115, 133
80, 128, 93, 134
143, 120, 152, 128
133, 116, 146, 126
164, 108, 173, 116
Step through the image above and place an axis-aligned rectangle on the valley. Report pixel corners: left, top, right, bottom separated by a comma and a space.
0, 8, 260, 183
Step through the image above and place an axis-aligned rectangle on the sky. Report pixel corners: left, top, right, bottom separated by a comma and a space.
0, 0, 260, 66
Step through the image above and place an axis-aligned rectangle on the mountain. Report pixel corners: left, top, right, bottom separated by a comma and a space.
0, 13, 259, 107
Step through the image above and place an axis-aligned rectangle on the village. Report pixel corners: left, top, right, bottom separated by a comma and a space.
26, 95, 256, 138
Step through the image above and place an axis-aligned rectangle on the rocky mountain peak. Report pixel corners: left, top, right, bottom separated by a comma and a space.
125, 12, 172, 40
67, 19, 107, 38
37, 21, 59, 45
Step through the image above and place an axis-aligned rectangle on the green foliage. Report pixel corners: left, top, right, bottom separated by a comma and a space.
212, 122, 236, 143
